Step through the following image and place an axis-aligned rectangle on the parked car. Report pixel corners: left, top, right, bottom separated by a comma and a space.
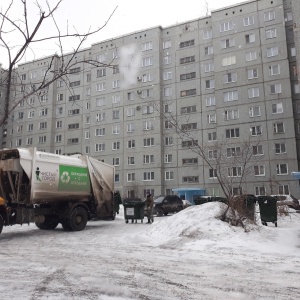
152, 195, 184, 216
182, 199, 192, 209
271, 194, 300, 210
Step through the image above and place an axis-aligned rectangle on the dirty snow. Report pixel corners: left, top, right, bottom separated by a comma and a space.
1, 202, 300, 300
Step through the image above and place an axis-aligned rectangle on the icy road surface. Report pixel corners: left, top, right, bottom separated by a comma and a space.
1, 203, 300, 300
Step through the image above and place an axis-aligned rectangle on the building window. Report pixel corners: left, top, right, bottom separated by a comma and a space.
205, 96, 215, 107
142, 57, 153, 67
56, 121, 62, 129
127, 123, 135, 133
142, 105, 154, 115
182, 140, 198, 148
183, 176, 199, 183
245, 33, 255, 44
269, 65, 280, 76
112, 110, 120, 119
270, 84, 282, 94
85, 131, 90, 139
112, 80, 120, 89
228, 167, 242, 177
266, 28, 277, 39
142, 73, 153, 82
142, 88, 154, 98
181, 105, 196, 114
68, 109, 80, 115
277, 164, 288, 175
165, 136, 173, 146
163, 55, 172, 65
165, 171, 174, 180
278, 185, 289, 195
267, 47, 279, 58
28, 124, 33, 131
114, 174, 120, 183
224, 90, 238, 102
182, 158, 198, 165
16, 139, 22, 146
96, 82, 105, 92
164, 87, 172, 97
220, 21, 234, 32
128, 140, 135, 149
143, 121, 154, 131
207, 114, 216, 124
96, 97, 106, 107
221, 38, 235, 49
70, 81, 80, 87
272, 103, 283, 114
163, 40, 171, 49
264, 11, 275, 22
127, 156, 135, 165
112, 95, 120, 104
26, 138, 33, 145
143, 155, 154, 164
28, 111, 34, 118
249, 106, 261, 117
222, 56, 236, 66
226, 128, 239, 138
224, 109, 239, 120
208, 150, 217, 160
127, 108, 135, 117
95, 143, 105, 152
253, 145, 263, 156
38, 136, 47, 144
227, 147, 241, 157
142, 41, 153, 51
113, 157, 120, 166
95, 128, 105, 136
275, 143, 286, 154
254, 165, 265, 176
179, 40, 195, 48
112, 125, 120, 134
203, 29, 212, 39
163, 71, 172, 80
143, 138, 154, 147
143, 172, 154, 181
86, 73, 91, 82
39, 109, 48, 117
273, 123, 284, 134
39, 122, 47, 130
112, 141, 120, 150
204, 63, 214, 73
127, 92, 134, 101
246, 51, 257, 61
248, 68, 258, 79
204, 46, 213, 55
209, 169, 217, 179
55, 135, 62, 143
205, 79, 215, 89
208, 132, 217, 142
165, 154, 172, 163
243, 16, 254, 26
180, 72, 196, 80
255, 186, 266, 196
181, 123, 197, 131
69, 95, 80, 101
251, 125, 262, 136
180, 55, 195, 64
223, 72, 237, 84
96, 113, 105, 122
113, 65, 119, 74
180, 89, 196, 97
127, 173, 135, 182
96, 54, 106, 63
248, 87, 259, 98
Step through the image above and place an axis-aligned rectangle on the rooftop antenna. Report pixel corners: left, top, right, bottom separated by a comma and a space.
205, 0, 209, 16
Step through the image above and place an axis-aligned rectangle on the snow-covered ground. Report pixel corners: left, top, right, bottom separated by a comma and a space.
1, 202, 300, 300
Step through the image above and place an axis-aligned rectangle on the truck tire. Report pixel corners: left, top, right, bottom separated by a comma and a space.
69, 207, 88, 231
35, 216, 59, 230
61, 220, 72, 231
0, 215, 4, 234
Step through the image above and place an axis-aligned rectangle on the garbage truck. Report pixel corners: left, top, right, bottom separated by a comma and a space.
0, 147, 115, 234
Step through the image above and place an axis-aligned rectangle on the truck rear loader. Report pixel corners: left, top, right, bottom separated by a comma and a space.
0, 147, 115, 234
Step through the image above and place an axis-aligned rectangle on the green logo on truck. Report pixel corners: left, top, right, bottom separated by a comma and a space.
58, 166, 90, 192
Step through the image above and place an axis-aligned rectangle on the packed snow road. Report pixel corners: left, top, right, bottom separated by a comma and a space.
0, 203, 300, 300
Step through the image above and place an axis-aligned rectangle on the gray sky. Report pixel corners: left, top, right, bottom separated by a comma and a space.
0, 0, 245, 65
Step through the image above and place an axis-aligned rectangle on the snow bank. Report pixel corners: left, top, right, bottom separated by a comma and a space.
143, 202, 300, 256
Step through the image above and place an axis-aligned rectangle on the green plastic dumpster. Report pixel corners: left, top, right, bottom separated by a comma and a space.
257, 196, 277, 227
123, 198, 145, 223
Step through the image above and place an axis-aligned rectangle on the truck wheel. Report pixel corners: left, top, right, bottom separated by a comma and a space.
0, 215, 4, 234
61, 220, 72, 231
35, 216, 59, 230
69, 207, 88, 231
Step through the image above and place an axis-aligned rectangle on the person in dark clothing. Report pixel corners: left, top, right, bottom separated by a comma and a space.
113, 191, 122, 214
145, 193, 154, 223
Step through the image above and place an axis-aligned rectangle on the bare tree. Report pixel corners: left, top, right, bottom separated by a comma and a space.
0, 0, 117, 127
160, 102, 267, 227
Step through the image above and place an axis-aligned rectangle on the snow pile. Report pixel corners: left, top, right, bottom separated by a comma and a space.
143, 202, 300, 255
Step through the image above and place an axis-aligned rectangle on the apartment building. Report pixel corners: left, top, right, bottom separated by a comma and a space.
1, 0, 300, 198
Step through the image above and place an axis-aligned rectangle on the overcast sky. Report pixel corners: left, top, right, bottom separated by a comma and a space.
0, 0, 246, 66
